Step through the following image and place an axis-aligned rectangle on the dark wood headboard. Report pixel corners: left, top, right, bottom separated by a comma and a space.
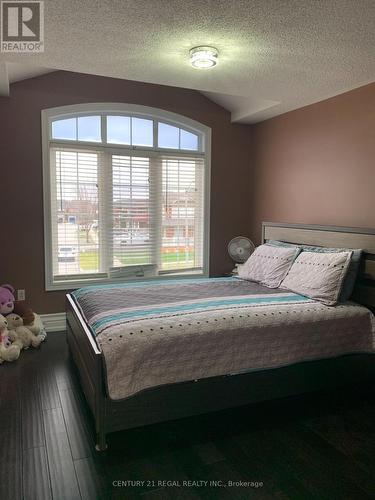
262, 222, 375, 309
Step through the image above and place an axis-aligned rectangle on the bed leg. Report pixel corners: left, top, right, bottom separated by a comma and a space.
95, 431, 108, 452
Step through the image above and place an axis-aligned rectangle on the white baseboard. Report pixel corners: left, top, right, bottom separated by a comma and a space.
40, 312, 66, 332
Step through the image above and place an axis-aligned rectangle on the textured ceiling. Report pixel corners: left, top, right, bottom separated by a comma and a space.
1, 0, 375, 122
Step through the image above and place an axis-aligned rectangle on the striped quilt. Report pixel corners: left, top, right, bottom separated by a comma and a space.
72, 278, 375, 400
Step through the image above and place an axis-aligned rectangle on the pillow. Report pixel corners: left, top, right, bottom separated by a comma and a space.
238, 244, 301, 288
280, 251, 353, 305
267, 240, 362, 301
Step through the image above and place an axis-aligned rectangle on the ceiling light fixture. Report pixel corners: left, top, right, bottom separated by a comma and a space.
189, 46, 219, 69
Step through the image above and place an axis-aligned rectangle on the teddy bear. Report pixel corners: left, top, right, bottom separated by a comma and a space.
6, 313, 43, 350
0, 314, 21, 363
26, 313, 47, 341
14, 301, 47, 341
0, 286, 47, 343
0, 284, 15, 316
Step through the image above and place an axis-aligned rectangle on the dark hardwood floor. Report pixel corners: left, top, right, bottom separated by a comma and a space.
0, 332, 374, 500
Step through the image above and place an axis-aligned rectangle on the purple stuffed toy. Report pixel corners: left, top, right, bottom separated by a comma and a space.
0, 284, 15, 316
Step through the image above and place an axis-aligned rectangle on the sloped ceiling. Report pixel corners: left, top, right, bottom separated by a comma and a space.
1, 0, 374, 122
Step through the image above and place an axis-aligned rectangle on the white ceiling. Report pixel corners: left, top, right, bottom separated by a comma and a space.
1, 0, 374, 123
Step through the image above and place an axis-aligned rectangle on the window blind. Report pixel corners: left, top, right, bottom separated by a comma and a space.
49, 146, 205, 282
161, 157, 204, 273
111, 154, 155, 276
50, 147, 102, 280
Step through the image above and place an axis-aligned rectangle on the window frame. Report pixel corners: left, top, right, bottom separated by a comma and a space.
42, 103, 211, 291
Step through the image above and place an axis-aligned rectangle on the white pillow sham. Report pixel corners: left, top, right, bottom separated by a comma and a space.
238, 244, 300, 288
281, 250, 352, 305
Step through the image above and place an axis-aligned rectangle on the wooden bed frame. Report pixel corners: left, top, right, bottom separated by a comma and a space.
66, 222, 375, 451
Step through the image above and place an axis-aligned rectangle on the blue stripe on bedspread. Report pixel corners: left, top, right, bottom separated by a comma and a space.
90, 293, 312, 335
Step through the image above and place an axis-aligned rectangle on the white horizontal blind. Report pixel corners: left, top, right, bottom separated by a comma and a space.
49, 146, 205, 282
161, 156, 204, 272
50, 146, 102, 280
112, 155, 153, 269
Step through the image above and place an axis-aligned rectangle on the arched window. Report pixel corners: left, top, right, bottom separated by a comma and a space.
42, 103, 210, 289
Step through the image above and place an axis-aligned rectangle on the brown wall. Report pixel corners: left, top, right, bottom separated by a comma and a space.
251, 82, 375, 243
0, 71, 251, 313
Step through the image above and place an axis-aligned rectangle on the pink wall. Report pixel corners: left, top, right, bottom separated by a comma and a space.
0, 71, 251, 313
251, 82, 375, 243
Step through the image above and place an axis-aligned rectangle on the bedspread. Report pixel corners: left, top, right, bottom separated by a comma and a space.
72, 278, 375, 400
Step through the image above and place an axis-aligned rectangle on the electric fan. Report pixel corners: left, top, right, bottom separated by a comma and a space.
228, 236, 255, 274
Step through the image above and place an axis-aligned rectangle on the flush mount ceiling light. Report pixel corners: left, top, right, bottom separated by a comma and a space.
189, 46, 219, 69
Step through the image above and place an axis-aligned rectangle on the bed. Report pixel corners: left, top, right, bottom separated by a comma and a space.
66, 222, 375, 450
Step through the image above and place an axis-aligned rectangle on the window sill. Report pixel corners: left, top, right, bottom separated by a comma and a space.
46, 270, 207, 292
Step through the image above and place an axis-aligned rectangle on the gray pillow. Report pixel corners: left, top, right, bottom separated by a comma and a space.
267, 240, 362, 301
281, 251, 353, 306
238, 244, 301, 288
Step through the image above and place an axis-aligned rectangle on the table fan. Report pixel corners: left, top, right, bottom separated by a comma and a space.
228, 236, 255, 274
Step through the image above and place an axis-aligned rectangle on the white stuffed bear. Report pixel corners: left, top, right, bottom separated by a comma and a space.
27, 313, 47, 341
6, 313, 43, 350
0, 314, 21, 363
